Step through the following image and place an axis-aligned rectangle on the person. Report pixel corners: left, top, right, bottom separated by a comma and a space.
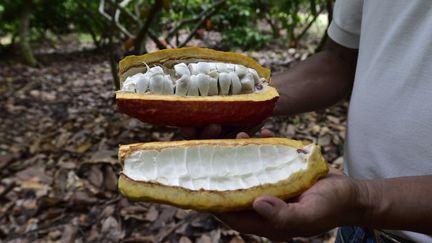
181, 0, 432, 242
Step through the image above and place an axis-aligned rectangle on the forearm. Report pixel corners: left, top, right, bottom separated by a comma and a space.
355, 175, 432, 234
273, 40, 358, 116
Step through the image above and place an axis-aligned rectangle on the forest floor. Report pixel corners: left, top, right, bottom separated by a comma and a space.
0, 44, 347, 242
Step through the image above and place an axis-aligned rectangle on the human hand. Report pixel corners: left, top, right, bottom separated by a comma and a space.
179, 122, 267, 139
235, 127, 274, 139
215, 168, 365, 241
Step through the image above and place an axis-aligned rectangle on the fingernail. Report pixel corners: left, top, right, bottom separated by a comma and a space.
254, 200, 274, 216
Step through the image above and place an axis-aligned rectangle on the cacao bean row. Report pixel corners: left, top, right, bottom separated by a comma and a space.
121, 62, 266, 96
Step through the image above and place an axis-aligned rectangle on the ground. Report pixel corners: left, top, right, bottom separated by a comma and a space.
0, 46, 347, 242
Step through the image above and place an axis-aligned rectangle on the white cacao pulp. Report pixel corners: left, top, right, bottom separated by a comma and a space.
123, 144, 315, 191
121, 62, 268, 96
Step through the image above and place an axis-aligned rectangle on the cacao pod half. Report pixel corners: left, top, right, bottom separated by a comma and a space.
116, 47, 279, 127
118, 138, 328, 212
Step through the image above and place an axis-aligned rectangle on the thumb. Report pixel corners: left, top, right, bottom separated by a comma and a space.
253, 196, 288, 220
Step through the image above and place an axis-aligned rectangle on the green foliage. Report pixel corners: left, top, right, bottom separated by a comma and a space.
221, 26, 271, 50
0, 0, 103, 42
269, 0, 322, 29
211, 0, 271, 50
0, 0, 19, 37
0, 0, 330, 51
164, 0, 213, 22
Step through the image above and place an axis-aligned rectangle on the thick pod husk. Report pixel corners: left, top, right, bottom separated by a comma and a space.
116, 86, 278, 127
118, 47, 271, 82
118, 138, 329, 212
116, 48, 278, 127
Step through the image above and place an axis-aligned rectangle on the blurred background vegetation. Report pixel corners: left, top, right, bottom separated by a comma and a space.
0, 0, 333, 87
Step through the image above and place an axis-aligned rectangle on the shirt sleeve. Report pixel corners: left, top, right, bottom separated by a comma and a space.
327, 0, 364, 49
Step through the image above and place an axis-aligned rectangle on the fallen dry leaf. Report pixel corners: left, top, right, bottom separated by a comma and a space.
196, 234, 213, 243
88, 165, 104, 188
60, 217, 79, 243
101, 216, 124, 241
179, 236, 193, 243
104, 165, 118, 191
146, 205, 159, 222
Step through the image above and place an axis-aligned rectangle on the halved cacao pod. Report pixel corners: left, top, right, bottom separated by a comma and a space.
118, 138, 328, 212
116, 47, 279, 127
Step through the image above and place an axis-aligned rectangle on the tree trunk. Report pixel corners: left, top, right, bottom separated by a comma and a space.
19, 0, 37, 66
133, 1, 163, 54
315, 0, 334, 52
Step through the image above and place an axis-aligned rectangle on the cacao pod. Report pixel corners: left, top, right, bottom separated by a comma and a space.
118, 138, 328, 212
116, 47, 279, 127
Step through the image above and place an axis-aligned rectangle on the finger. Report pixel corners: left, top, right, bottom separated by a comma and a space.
253, 196, 298, 226
199, 124, 222, 139
259, 128, 274, 138
328, 167, 345, 176
222, 126, 254, 138
236, 132, 250, 139
225, 123, 265, 138
245, 122, 266, 136
253, 196, 285, 218
179, 127, 197, 139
